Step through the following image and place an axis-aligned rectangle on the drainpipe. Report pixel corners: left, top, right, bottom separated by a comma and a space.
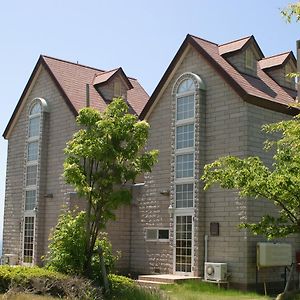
297, 40, 300, 102
204, 235, 208, 262
86, 83, 90, 107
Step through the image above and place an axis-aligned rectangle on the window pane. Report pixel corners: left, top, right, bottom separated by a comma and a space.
29, 117, 40, 138
146, 229, 157, 240
26, 165, 37, 186
158, 229, 169, 240
177, 79, 194, 94
25, 190, 36, 211
176, 124, 194, 149
23, 217, 35, 263
176, 154, 194, 178
30, 103, 41, 115
177, 95, 194, 121
27, 142, 38, 161
176, 184, 194, 208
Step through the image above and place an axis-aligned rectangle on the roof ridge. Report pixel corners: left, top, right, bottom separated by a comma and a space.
41, 55, 106, 73
94, 67, 138, 81
260, 51, 291, 60
219, 35, 252, 47
94, 68, 119, 76
188, 34, 218, 46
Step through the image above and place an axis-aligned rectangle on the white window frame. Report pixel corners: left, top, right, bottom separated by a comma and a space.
175, 183, 194, 209
176, 123, 195, 151
22, 215, 36, 265
21, 98, 46, 266
24, 189, 37, 211
145, 228, 170, 242
173, 213, 194, 275
245, 48, 255, 71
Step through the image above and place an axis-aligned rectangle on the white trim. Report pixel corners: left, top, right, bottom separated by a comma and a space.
145, 228, 170, 242
5, 65, 43, 139
22, 215, 36, 266
173, 213, 194, 275
143, 45, 191, 120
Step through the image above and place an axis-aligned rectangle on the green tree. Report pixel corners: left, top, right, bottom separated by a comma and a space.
47, 209, 119, 282
281, 1, 300, 22
63, 98, 158, 280
202, 116, 300, 240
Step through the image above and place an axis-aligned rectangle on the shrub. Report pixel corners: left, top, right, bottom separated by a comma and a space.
108, 274, 164, 300
46, 210, 86, 275
0, 266, 103, 299
46, 209, 120, 284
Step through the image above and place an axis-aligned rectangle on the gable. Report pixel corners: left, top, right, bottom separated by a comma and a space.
4, 56, 149, 139
141, 34, 298, 120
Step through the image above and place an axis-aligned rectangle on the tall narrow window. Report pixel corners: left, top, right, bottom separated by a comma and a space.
23, 217, 35, 263
174, 77, 196, 209
172, 73, 205, 275
22, 99, 44, 265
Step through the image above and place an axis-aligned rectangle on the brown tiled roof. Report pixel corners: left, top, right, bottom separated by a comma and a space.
259, 52, 295, 70
93, 67, 134, 89
4, 56, 149, 138
219, 36, 251, 55
141, 34, 298, 119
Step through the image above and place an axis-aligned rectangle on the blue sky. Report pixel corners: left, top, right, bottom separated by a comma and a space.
0, 0, 299, 239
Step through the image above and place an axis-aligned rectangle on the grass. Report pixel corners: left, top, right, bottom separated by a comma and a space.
160, 280, 272, 300
0, 279, 276, 300
0, 294, 57, 300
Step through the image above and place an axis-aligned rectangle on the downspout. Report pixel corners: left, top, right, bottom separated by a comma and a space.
204, 234, 209, 279
86, 84, 90, 107
297, 40, 300, 102
204, 234, 208, 263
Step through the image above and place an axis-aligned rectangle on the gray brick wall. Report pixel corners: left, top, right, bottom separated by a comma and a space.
133, 45, 299, 287
3, 66, 132, 271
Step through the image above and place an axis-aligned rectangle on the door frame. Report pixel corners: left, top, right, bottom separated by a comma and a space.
173, 210, 194, 276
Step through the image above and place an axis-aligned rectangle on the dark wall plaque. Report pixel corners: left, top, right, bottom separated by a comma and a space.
210, 222, 219, 236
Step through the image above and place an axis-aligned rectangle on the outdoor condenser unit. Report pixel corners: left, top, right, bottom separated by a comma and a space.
257, 242, 292, 267
204, 262, 227, 281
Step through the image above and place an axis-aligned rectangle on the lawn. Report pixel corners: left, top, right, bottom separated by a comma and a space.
160, 280, 272, 300
0, 281, 278, 300
0, 294, 57, 300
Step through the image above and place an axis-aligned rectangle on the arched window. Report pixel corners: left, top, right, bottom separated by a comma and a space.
171, 73, 205, 275
23, 98, 47, 265
28, 102, 41, 138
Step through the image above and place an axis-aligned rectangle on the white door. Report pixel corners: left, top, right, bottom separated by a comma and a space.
174, 214, 194, 275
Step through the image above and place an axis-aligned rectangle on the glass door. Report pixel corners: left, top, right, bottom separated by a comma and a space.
174, 214, 193, 274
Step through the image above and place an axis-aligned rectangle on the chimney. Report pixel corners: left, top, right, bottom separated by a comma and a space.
86, 83, 90, 107
297, 40, 300, 101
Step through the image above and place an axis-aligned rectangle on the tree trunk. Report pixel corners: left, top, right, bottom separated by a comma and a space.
97, 245, 110, 294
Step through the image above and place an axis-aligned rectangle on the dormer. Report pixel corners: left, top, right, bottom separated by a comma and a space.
219, 35, 264, 77
93, 67, 133, 102
259, 52, 297, 90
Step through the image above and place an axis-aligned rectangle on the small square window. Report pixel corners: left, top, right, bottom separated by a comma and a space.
176, 153, 194, 178
29, 117, 40, 138
27, 142, 39, 161
285, 63, 293, 84
177, 95, 194, 121
25, 190, 36, 211
114, 82, 121, 97
245, 48, 255, 71
158, 229, 169, 240
26, 165, 37, 186
146, 229, 157, 240
146, 229, 169, 241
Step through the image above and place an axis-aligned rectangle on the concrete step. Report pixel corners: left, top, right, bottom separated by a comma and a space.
138, 274, 201, 284
136, 279, 171, 288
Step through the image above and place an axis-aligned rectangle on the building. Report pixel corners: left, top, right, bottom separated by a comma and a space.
2, 34, 300, 290
2, 55, 149, 268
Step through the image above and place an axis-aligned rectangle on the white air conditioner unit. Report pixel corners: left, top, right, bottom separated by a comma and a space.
204, 262, 227, 281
